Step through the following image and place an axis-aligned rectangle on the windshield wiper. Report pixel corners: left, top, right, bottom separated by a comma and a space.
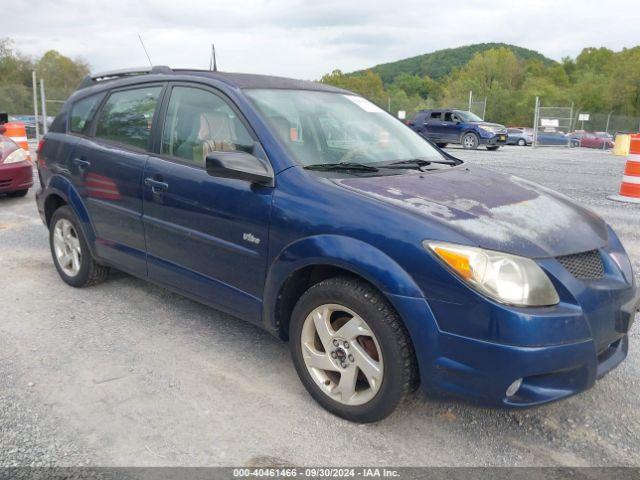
304, 162, 379, 172
387, 158, 458, 167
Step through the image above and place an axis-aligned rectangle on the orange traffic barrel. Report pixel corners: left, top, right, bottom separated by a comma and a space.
1, 122, 31, 161
609, 134, 640, 203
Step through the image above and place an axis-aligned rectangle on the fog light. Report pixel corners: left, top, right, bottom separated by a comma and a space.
506, 378, 523, 397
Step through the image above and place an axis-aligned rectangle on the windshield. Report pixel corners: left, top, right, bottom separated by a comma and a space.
453, 110, 483, 123
245, 89, 447, 167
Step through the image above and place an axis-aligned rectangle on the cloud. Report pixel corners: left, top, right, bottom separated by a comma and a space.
4, 0, 640, 80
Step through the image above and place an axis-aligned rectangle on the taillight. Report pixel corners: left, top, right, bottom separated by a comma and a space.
37, 138, 46, 167
37, 138, 45, 153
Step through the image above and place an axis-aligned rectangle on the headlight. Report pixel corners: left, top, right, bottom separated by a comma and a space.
3, 147, 30, 164
424, 241, 560, 307
480, 125, 501, 134
610, 251, 634, 284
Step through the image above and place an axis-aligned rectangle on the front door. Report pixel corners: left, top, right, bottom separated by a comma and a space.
69, 85, 163, 276
142, 84, 274, 323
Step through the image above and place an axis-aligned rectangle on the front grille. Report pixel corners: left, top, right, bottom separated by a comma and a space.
556, 250, 604, 280
0, 179, 11, 187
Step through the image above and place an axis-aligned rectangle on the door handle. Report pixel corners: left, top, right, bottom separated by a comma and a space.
144, 177, 169, 192
73, 158, 90, 168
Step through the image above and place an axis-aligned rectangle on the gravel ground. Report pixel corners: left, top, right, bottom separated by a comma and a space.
0, 146, 638, 467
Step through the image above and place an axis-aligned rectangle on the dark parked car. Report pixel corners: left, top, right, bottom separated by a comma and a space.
506, 128, 532, 146
407, 109, 507, 150
36, 66, 638, 422
0, 135, 33, 197
536, 130, 569, 146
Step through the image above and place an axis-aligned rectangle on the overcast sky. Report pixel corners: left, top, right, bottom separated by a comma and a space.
7, 0, 640, 79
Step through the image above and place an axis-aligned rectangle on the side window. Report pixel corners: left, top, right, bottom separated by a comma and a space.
161, 86, 254, 166
443, 112, 454, 122
69, 93, 104, 134
429, 111, 442, 121
95, 86, 162, 150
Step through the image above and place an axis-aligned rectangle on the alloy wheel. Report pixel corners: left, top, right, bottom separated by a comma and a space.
52, 218, 82, 277
463, 134, 477, 149
300, 303, 384, 406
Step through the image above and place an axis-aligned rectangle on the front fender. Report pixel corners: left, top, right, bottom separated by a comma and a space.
43, 175, 97, 255
263, 234, 425, 331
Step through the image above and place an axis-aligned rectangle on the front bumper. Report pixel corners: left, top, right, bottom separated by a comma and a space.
387, 283, 638, 407
0, 161, 33, 193
479, 132, 508, 146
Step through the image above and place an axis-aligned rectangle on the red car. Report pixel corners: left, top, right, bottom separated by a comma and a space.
569, 131, 614, 149
0, 135, 33, 197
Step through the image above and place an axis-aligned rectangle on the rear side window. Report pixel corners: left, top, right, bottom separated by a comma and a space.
429, 112, 442, 120
95, 86, 162, 150
69, 93, 104, 134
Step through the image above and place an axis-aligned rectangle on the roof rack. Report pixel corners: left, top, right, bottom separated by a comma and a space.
78, 65, 173, 89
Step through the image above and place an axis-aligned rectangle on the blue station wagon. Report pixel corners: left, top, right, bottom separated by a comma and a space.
36, 66, 638, 422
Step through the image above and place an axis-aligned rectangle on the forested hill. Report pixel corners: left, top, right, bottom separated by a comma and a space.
351, 43, 556, 84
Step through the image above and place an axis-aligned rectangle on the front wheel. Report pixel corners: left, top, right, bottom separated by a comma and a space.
290, 276, 417, 423
461, 132, 479, 150
50, 206, 110, 288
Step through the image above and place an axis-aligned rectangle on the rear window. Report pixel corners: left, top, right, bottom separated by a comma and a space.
69, 93, 104, 134
95, 86, 162, 150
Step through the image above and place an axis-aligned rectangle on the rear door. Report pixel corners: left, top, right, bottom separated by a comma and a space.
423, 111, 443, 140
442, 111, 464, 142
142, 83, 274, 323
69, 84, 164, 276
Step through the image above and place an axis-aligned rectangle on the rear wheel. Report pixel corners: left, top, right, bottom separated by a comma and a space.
7, 189, 28, 197
436, 143, 448, 148
486, 146, 500, 151
50, 206, 109, 288
290, 276, 417, 423
461, 132, 479, 150
517, 138, 526, 146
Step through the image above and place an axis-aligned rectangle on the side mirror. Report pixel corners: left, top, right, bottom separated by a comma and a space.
205, 150, 274, 187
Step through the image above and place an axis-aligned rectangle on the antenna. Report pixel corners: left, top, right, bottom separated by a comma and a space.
138, 33, 153, 67
209, 44, 217, 72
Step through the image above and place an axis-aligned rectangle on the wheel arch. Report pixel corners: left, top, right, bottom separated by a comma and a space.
263, 235, 424, 340
42, 175, 97, 255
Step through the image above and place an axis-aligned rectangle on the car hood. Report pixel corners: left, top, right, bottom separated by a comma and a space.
335, 166, 608, 258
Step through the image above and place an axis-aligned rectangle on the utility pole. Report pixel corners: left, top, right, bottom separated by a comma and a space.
32, 71, 40, 141
468, 90, 473, 112
40, 79, 48, 135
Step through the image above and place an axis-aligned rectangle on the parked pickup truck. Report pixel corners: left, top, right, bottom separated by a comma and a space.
407, 109, 508, 150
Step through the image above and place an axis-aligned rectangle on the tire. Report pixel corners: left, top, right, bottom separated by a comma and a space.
486, 146, 500, 151
436, 143, 448, 148
461, 132, 479, 150
49, 206, 109, 288
7, 189, 28, 197
517, 139, 526, 146
290, 276, 417, 423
